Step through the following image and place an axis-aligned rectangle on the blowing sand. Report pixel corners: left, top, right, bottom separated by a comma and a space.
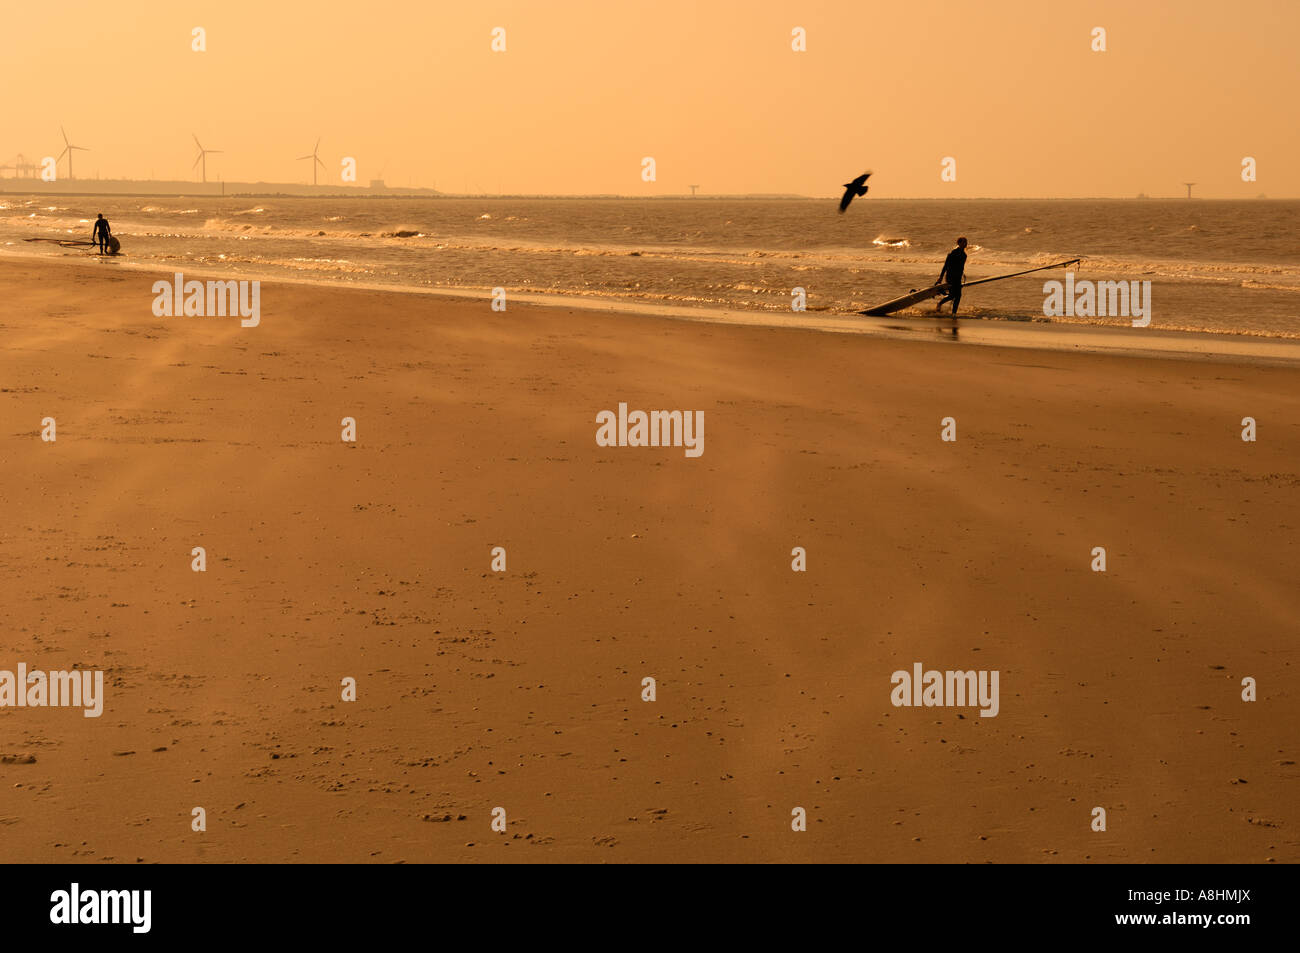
2, 257, 1296, 863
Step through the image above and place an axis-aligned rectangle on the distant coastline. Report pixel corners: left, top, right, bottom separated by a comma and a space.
0, 178, 442, 198
0, 183, 1285, 200
0, 180, 810, 199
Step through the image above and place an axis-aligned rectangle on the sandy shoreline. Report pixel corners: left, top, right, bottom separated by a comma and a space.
8, 248, 1300, 365
2, 257, 1296, 863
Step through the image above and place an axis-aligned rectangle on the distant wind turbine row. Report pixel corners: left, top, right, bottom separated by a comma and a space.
31, 128, 327, 184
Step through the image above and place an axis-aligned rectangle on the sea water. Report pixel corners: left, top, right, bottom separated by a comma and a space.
2, 196, 1296, 338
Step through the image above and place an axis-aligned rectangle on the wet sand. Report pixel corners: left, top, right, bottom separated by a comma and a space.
2, 256, 1296, 862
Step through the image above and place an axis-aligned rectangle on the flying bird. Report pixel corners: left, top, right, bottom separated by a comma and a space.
839, 172, 872, 213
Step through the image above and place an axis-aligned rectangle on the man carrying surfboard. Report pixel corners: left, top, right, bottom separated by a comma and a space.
91, 214, 111, 255
935, 237, 967, 314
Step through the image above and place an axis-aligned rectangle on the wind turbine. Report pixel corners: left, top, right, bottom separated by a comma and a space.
298, 137, 325, 186
57, 125, 89, 180
192, 134, 223, 183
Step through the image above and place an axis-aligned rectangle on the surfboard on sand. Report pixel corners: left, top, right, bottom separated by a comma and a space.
860, 258, 1081, 316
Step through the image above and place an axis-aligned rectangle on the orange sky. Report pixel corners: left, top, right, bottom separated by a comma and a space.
1, 0, 1295, 197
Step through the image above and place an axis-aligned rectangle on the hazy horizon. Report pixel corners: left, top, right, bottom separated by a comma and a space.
2, 0, 1296, 198
2, 187, 1293, 201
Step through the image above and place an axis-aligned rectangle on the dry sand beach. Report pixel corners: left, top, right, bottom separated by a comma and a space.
2, 257, 1297, 863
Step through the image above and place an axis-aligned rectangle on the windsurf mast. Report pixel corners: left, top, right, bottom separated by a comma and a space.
960, 258, 1082, 288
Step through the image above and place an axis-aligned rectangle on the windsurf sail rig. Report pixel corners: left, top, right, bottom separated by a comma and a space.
24, 238, 96, 248
861, 257, 1082, 316
24, 236, 120, 255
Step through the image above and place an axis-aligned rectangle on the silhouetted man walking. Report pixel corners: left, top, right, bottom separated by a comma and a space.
936, 237, 967, 314
92, 214, 111, 254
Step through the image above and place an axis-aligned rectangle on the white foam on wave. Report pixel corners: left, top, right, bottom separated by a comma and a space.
1240, 279, 1300, 292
